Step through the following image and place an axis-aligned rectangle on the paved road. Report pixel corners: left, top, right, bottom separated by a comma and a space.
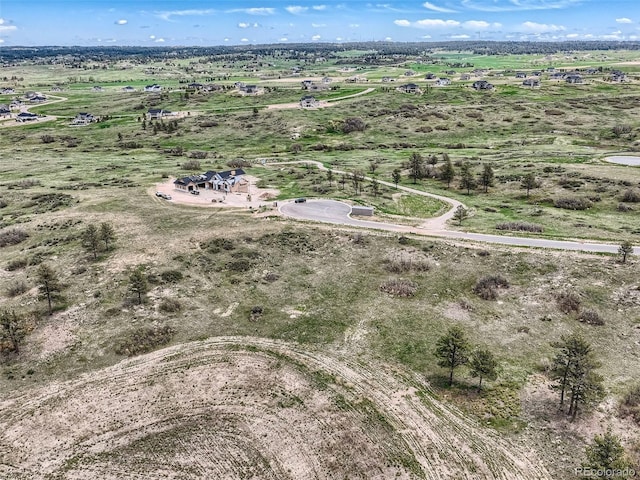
280, 199, 639, 254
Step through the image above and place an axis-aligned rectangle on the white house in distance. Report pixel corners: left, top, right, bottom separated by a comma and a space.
71, 112, 97, 126
300, 95, 320, 108
147, 108, 171, 120
144, 84, 162, 92
122, 86, 136, 92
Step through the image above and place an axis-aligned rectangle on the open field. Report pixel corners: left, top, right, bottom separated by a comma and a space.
1, 43, 640, 478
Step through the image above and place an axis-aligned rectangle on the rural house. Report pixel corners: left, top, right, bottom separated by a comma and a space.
472, 80, 494, 90
16, 112, 38, 122
0, 104, 10, 118
147, 108, 171, 120
436, 78, 451, 86
522, 78, 541, 88
300, 95, 320, 108
173, 169, 247, 193
72, 112, 96, 125
398, 83, 421, 94
122, 86, 136, 92
565, 74, 583, 84
144, 84, 162, 92
91, 86, 104, 92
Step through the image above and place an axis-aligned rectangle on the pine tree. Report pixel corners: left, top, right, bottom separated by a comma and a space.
469, 347, 499, 391
459, 162, 476, 195
82, 223, 100, 260
36, 264, 61, 315
434, 325, 470, 386
440, 158, 455, 189
392, 168, 401, 189
129, 268, 149, 305
453, 205, 468, 225
521, 173, 538, 198
100, 222, 116, 251
408, 152, 424, 184
618, 241, 633, 264
0, 310, 27, 355
584, 431, 631, 474
480, 163, 494, 193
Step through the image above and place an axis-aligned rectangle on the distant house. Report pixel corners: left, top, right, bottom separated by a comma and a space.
16, 112, 38, 122
472, 80, 494, 90
29, 95, 47, 103
239, 84, 258, 94
425, 73, 436, 80
203, 84, 223, 92
436, 78, 451, 86
460, 74, 471, 81
609, 70, 626, 82
404, 70, 416, 76
50, 86, 63, 92
173, 169, 247, 193
301, 79, 314, 89
144, 84, 162, 92
565, 74, 583, 84
522, 78, 541, 88
321, 77, 332, 84
0, 104, 10, 117
72, 112, 96, 125
187, 83, 204, 90
515, 72, 527, 79
381, 76, 395, 83
0, 87, 15, 94
147, 108, 171, 120
91, 86, 104, 92
122, 86, 136, 92
300, 95, 320, 108
398, 83, 421, 94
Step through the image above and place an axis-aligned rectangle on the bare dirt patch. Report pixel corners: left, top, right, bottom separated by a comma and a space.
0, 337, 552, 479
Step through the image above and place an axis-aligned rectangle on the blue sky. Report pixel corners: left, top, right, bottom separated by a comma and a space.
0, 0, 638, 46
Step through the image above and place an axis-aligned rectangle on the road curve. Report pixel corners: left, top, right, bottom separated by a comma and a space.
273, 160, 639, 255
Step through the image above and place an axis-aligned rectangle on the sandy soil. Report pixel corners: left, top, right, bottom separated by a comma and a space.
0, 337, 552, 479
152, 175, 280, 210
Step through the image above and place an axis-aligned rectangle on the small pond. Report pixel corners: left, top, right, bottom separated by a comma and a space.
604, 156, 640, 166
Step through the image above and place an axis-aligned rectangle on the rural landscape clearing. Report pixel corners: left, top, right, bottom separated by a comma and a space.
0, 39, 640, 479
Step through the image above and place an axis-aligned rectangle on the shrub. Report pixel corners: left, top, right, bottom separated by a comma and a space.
556, 291, 581, 314
225, 259, 252, 272
160, 269, 183, 283
227, 158, 251, 168
579, 310, 605, 325
263, 271, 279, 283
621, 189, 640, 203
495, 222, 543, 233
384, 252, 430, 273
553, 197, 593, 210
342, 117, 366, 133
187, 150, 208, 159
6, 281, 28, 297
474, 275, 509, 300
6, 258, 28, 271
181, 159, 201, 171
620, 384, 640, 424
613, 124, 632, 137
40, 135, 55, 144
618, 203, 634, 212
380, 279, 417, 297
249, 306, 263, 321
159, 298, 182, 313
0, 228, 29, 248
115, 325, 176, 357
204, 237, 235, 253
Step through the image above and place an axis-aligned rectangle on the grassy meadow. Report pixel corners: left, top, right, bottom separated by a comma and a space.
1, 45, 640, 478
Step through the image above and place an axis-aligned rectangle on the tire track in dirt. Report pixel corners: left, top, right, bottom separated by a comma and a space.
0, 337, 551, 479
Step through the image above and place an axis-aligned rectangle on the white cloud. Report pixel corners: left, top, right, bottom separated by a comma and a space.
463, 20, 490, 29
229, 8, 275, 15
450, 34, 470, 39
116, 19, 128, 25
312, 34, 321, 40
238, 22, 250, 28
311, 22, 326, 27
385, 36, 393, 41
565, 33, 579, 38
423, 2, 457, 13
312, 5, 327, 10
224, 37, 230, 41
394, 19, 411, 27
336, 36, 343, 41
421, 34, 432, 38
0, 39, 4, 44
415, 19, 460, 28
155, 37, 165, 42
349, 23, 360, 28
149, 35, 156, 39
0, 18, 17, 32
521, 21, 565, 33
286, 6, 308, 14
616, 17, 632, 24
157, 9, 216, 21
241, 37, 249, 42
461, 0, 581, 12
279, 37, 289, 41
